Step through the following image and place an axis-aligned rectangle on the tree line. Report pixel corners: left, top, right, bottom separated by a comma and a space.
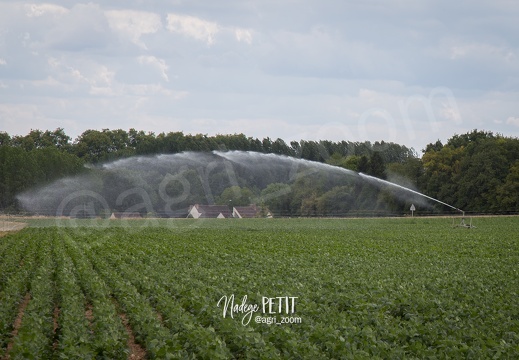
1, 128, 518, 215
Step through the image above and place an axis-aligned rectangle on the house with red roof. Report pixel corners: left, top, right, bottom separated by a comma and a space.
187, 204, 272, 219
232, 205, 272, 218
187, 204, 232, 219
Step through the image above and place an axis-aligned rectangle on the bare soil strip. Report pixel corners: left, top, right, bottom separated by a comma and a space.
2, 293, 31, 360
85, 303, 94, 334
119, 313, 146, 360
0, 222, 27, 234
52, 306, 60, 351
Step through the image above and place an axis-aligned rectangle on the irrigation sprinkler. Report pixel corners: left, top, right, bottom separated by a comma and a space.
452, 210, 476, 229
357, 172, 477, 227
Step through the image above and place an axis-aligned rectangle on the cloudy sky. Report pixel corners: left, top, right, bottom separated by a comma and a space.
1, 0, 518, 152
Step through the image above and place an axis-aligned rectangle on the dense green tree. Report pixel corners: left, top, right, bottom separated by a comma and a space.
368, 152, 386, 179
357, 155, 369, 174
446, 129, 494, 148
46, 128, 72, 150
11, 128, 71, 151
496, 161, 519, 211
420, 130, 519, 213
423, 140, 443, 153
0, 146, 38, 208
33, 147, 84, 183
300, 193, 319, 217
343, 156, 361, 172
262, 137, 273, 153
0, 132, 10, 146
386, 157, 423, 188
454, 139, 508, 211
0, 145, 84, 210
74, 129, 113, 163
260, 183, 292, 216
316, 186, 354, 216
272, 138, 292, 155
289, 172, 330, 215
2, 127, 518, 215
290, 141, 301, 156
299, 140, 327, 162
214, 133, 252, 151
216, 186, 255, 207
248, 137, 264, 152
129, 128, 159, 154
420, 144, 465, 210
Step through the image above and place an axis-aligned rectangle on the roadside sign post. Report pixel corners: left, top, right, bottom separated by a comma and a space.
410, 204, 416, 217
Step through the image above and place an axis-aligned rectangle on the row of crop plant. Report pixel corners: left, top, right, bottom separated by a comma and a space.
0, 229, 129, 358
83, 236, 236, 359
83, 237, 192, 358
81, 228, 333, 359
0, 234, 37, 356
62, 234, 128, 358
6, 230, 54, 359
2, 221, 518, 358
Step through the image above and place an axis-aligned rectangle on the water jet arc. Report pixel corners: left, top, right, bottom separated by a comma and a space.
358, 172, 464, 214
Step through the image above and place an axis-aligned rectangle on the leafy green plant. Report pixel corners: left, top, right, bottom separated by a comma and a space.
1, 217, 518, 358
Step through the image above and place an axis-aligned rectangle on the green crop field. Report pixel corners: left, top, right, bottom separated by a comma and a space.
1, 217, 518, 359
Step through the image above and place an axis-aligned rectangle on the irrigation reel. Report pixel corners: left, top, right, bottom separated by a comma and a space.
452, 211, 476, 229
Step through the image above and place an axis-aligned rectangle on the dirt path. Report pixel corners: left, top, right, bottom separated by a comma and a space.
0, 222, 27, 236
119, 313, 146, 360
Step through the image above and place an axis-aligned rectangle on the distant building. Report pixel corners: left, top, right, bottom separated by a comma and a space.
110, 212, 142, 219
187, 204, 272, 219
187, 204, 232, 219
232, 205, 272, 218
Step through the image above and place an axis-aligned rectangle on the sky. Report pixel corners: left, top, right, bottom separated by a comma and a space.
0, 0, 518, 153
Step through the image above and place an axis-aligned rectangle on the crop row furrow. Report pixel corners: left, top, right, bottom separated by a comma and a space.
77, 241, 188, 359
104, 237, 327, 359
95, 246, 234, 360
52, 235, 95, 358
62, 234, 128, 359
110, 231, 359, 359
8, 233, 55, 359
0, 234, 39, 356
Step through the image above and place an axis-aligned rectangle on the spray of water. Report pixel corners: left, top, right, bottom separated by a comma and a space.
219, 151, 464, 213
358, 172, 464, 213
16, 150, 462, 216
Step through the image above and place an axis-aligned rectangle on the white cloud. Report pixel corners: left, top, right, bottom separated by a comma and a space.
47, 56, 115, 91
31, 76, 62, 88
358, 89, 377, 101
166, 13, 220, 45
234, 28, 253, 44
440, 106, 462, 123
0, 103, 46, 127
105, 10, 162, 49
1, 0, 519, 149
137, 56, 169, 82
122, 83, 172, 97
41, 3, 112, 51
507, 117, 519, 127
448, 41, 516, 63
24, 3, 68, 17
260, 26, 401, 79
89, 86, 116, 97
